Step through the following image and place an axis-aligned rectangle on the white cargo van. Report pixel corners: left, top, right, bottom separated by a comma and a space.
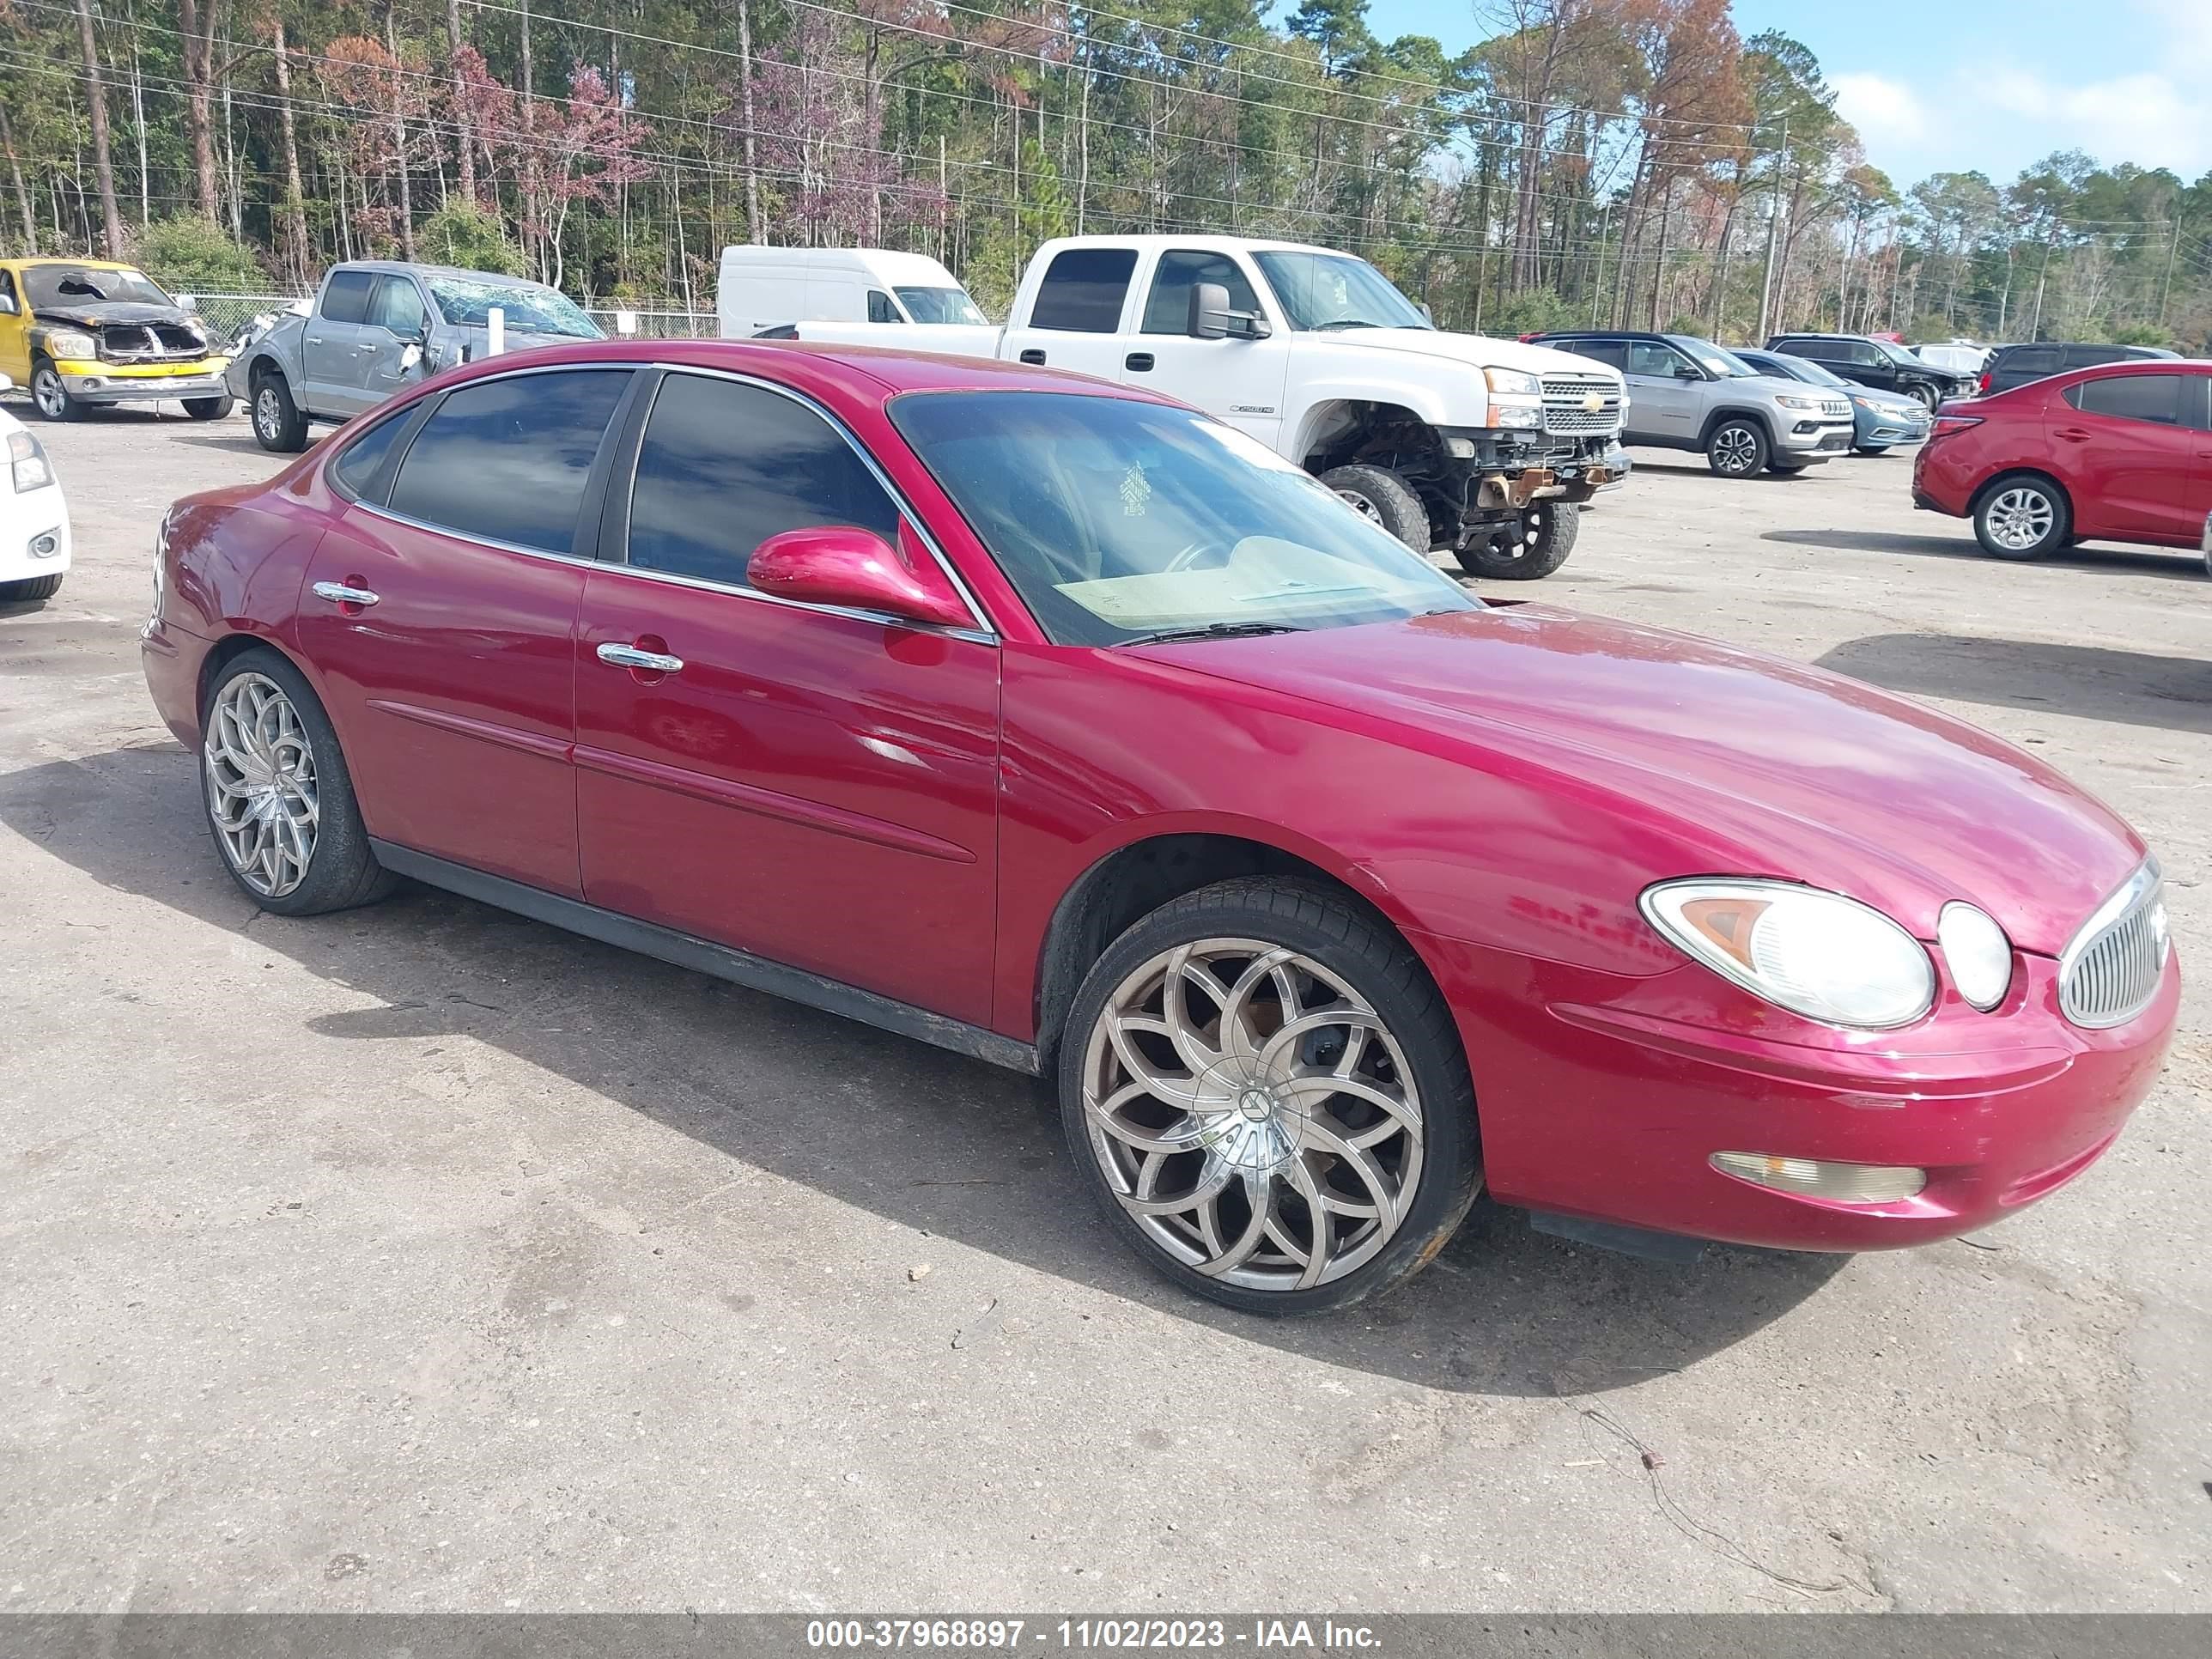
716, 246, 990, 342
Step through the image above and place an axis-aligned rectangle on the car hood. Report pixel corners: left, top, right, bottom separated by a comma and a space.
1310, 327, 1622, 381
34, 301, 193, 328
1143, 606, 2142, 956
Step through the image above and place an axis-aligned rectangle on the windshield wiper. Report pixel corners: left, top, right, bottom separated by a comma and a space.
1313, 319, 1384, 331
1121, 621, 1306, 646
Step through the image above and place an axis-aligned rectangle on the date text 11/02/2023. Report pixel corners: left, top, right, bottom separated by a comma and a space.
804, 1620, 1384, 1650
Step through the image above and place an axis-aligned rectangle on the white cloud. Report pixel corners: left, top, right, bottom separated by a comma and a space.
1832, 74, 1932, 148
1981, 69, 2211, 176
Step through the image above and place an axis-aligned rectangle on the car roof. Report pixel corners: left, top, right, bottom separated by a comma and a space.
1534, 329, 1670, 342
1036, 234, 1344, 258
329, 260, 562, 287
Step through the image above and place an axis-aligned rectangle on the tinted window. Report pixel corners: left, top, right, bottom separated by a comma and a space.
1626, 340, 1686, 378
626, 374, 902, 588
2069, 374, 2183, 425
1029, 247, 1138, 333
320, 270, 375, 325
1559, 337, 1626, 370
368, 276, 427, 337
866, 289, 901, 324
388, 369, 629, 553
1140, 250, 1261, 334
2065, 346, 2127, 368
2004, 346, 2061, 375
331, 411, 410, 501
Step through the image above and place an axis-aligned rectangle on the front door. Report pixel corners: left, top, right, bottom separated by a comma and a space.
2055, 372, 2205, 540
296, 366, 636, 895
0, 268, 28, 388
1122, 247, 1293, 449
301, 270, 377, 416
358, 274, 432, 410
573, 368, 1000, 1025
1623, 339, 1703, 444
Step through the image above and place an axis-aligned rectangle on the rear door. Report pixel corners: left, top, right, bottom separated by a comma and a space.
1000, 246, 1139, 382
1121, 247, 1292, 448
297, 366, 638, 895
301, 270, 377, 416
2053, 372, 2202, 540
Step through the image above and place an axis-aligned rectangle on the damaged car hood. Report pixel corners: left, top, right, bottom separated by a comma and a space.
35, 301, 196, 329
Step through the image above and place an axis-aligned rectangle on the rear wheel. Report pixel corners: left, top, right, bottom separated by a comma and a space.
0, 573, 63, 604
1973, 474, 2070, 561
250, 371, 310, 453
184, 395, 234, 421
1317, 464, 1429, 552
199, 648, 396, 915
1854, 444, 1892, 457
1449, 500, 1579, 580
29, 358, 84, 422
1705, 418, 1767, 478
1059, 877, 1481, 1316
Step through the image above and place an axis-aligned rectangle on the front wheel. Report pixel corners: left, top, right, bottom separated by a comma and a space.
1973, 475, 2070, 560
1705, 418, 1768, 478
1449, 500, 1579, 580
250, 372, 310, 453
200, 647, 396, 915
184, 395, 234, 421
1059, 877, 1482, 1316
0, 573, 63, 604
1911, 382, 1942, 412
29, 360, 84, 422
1316, 464, 1430, 552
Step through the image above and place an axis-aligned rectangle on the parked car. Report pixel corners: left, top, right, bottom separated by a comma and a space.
0, 374, 70, 601
1733, 346, 1930, 455
1765, 332, 1975, 409
141, 339, 2179, 1313
228, 261, 605, 452
719, 245, 991, 344
0, 258, 232, 422
1977, 341, 2179, 397
1912, 343, 1991, 378
1528, 330, 1855, 477
776, 235, 1627, 580
1912, 359, 2212, 560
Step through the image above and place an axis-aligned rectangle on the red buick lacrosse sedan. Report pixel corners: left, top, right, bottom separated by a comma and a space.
140, 340, 2178, 1313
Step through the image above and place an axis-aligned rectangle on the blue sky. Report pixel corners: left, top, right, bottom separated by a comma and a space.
1354, 0, 2212, 188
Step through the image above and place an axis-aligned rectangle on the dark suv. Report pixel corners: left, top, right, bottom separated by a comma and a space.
1977, 342, 2179, 397
1765, 333, 1973, 410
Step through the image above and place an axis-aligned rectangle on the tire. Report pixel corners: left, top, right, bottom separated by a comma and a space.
184, 395, 234, 421
250, 370, 310, 453
1853, 445, 1891, 457
1972, 473, 2071, 561
1767, 459, 1811, 475
0, 573, 63, 603
199, 647, 397, 915
1449, 499, 1579, 580
1910, 382, 1942, 412
1057, 877, 1482, 1316
1705, 417, 1768, 478
28, 358, 84, 422
1317, 463, 1430, 552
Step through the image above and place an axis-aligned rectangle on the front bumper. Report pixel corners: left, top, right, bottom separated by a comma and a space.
1413, 929, 2179, 1252
1776, 417, 1856, 457
55, 357, 232, 405
0, 487, 70, 583
1857, 410, 1929, 446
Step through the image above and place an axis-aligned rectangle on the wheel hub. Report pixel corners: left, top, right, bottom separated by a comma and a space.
204, 672, 320, 898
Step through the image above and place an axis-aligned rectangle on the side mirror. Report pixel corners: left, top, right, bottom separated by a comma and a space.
0, 373, 12, 392
1674, 363, 1704, 380
1419, 301, 1436, 325
399, 342, 425, 372
1187, 283, 1270, 342
0, 294, 15, 316
175, 294, 198, 314
747, 525, 975, 631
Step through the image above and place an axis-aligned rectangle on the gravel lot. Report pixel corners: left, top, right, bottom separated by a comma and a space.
1, 404, 2206, 1614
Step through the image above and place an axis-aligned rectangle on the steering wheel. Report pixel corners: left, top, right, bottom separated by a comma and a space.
1164, 538, 1227, 573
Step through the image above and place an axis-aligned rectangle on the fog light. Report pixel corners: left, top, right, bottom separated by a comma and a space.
29, 532, 61, 560
1710, 1152, 1926, 1203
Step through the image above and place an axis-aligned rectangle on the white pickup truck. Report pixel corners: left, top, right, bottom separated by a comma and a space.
767, 234, 1626, 579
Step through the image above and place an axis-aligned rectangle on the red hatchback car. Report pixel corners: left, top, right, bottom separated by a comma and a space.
142, 340, 2179, 1313
1913, 358, 2212, 561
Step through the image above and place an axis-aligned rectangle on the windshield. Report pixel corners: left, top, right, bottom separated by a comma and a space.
891, 392, 1476, 647
426, 276, 603, 338
23, 264, 173, 309
1875, 338, 1926, 365
1751, 352, 1848, 387
1252, 252, 1430, 332
895, 285, 986, 325
1673, 337, 1758, 379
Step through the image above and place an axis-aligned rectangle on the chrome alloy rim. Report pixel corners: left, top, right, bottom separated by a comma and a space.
1335, 489, 1382, 523
1712, 425, 1759, 474
255, 386, 283, 441
1986, 486, 2055, 551
33, 368, 67, 418
1080, 939, 1425, 1292
204, 672, 319, 896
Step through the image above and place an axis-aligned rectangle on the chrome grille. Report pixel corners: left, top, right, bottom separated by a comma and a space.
1540, 373, 1625, 437
2057, 860, 2169, 1029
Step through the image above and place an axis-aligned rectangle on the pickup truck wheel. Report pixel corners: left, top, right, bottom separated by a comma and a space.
1318, 465, 1429, 552
184, 395, 234, 421
29, 360, 84, 422
251, 372, 309, 453
1705, 418, 1768, 478
1449, 501, 1579, 580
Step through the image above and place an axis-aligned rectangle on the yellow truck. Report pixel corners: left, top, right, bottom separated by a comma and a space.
0, 257, 233, 422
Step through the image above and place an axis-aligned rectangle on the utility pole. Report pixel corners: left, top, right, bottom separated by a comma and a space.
2028, 216, 2059, 339
1756, 116, 1786, 341
2158, 216, 2183, 326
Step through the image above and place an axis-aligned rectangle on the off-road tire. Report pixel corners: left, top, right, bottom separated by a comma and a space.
1318, 463, 1431, 552
250, 369, 310, 453
1449, 500, 1579, 580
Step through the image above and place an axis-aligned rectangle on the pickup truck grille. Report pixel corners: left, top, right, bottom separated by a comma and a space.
1540, 374, 1625, 436
99, 323, 205, 363
2057, 861, 2168, 1030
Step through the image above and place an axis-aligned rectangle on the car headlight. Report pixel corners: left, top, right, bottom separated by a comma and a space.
1936, 902, 2013, 1011
1853, 396, 1879, 410
7, 429, 52, 493
44, 328, 99, 360
1640, 878, 1936, 1030
1773, 393, 1825, 411
1482, 365, 1544, 428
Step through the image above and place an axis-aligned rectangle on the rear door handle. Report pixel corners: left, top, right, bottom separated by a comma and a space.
1018, 349, 1046, 366
2055, 427, 2092, 442
311, 580, 379, 607
1124, 352, 1154, 373
597, 641, 684, 674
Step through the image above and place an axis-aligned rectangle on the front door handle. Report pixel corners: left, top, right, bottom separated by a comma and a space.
1124, 352, 1154, 372
597, 641, 684, 674
311, 580, 380, 607
1018, 348, 1046, 366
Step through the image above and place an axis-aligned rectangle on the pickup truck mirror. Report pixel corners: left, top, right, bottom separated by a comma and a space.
0, 293, 15, 316
400, 343, 425, 372
175, 294, 198, 314
1187, 283, 1270, 343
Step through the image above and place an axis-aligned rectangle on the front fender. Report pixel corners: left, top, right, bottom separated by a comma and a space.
1283, 376, 1471, 461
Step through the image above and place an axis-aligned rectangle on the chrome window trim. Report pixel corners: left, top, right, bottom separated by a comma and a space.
614, 362, 998, 642
2057, 856, 2168, 1030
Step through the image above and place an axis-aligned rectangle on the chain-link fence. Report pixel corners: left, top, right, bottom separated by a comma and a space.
185, 293, 721, 346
